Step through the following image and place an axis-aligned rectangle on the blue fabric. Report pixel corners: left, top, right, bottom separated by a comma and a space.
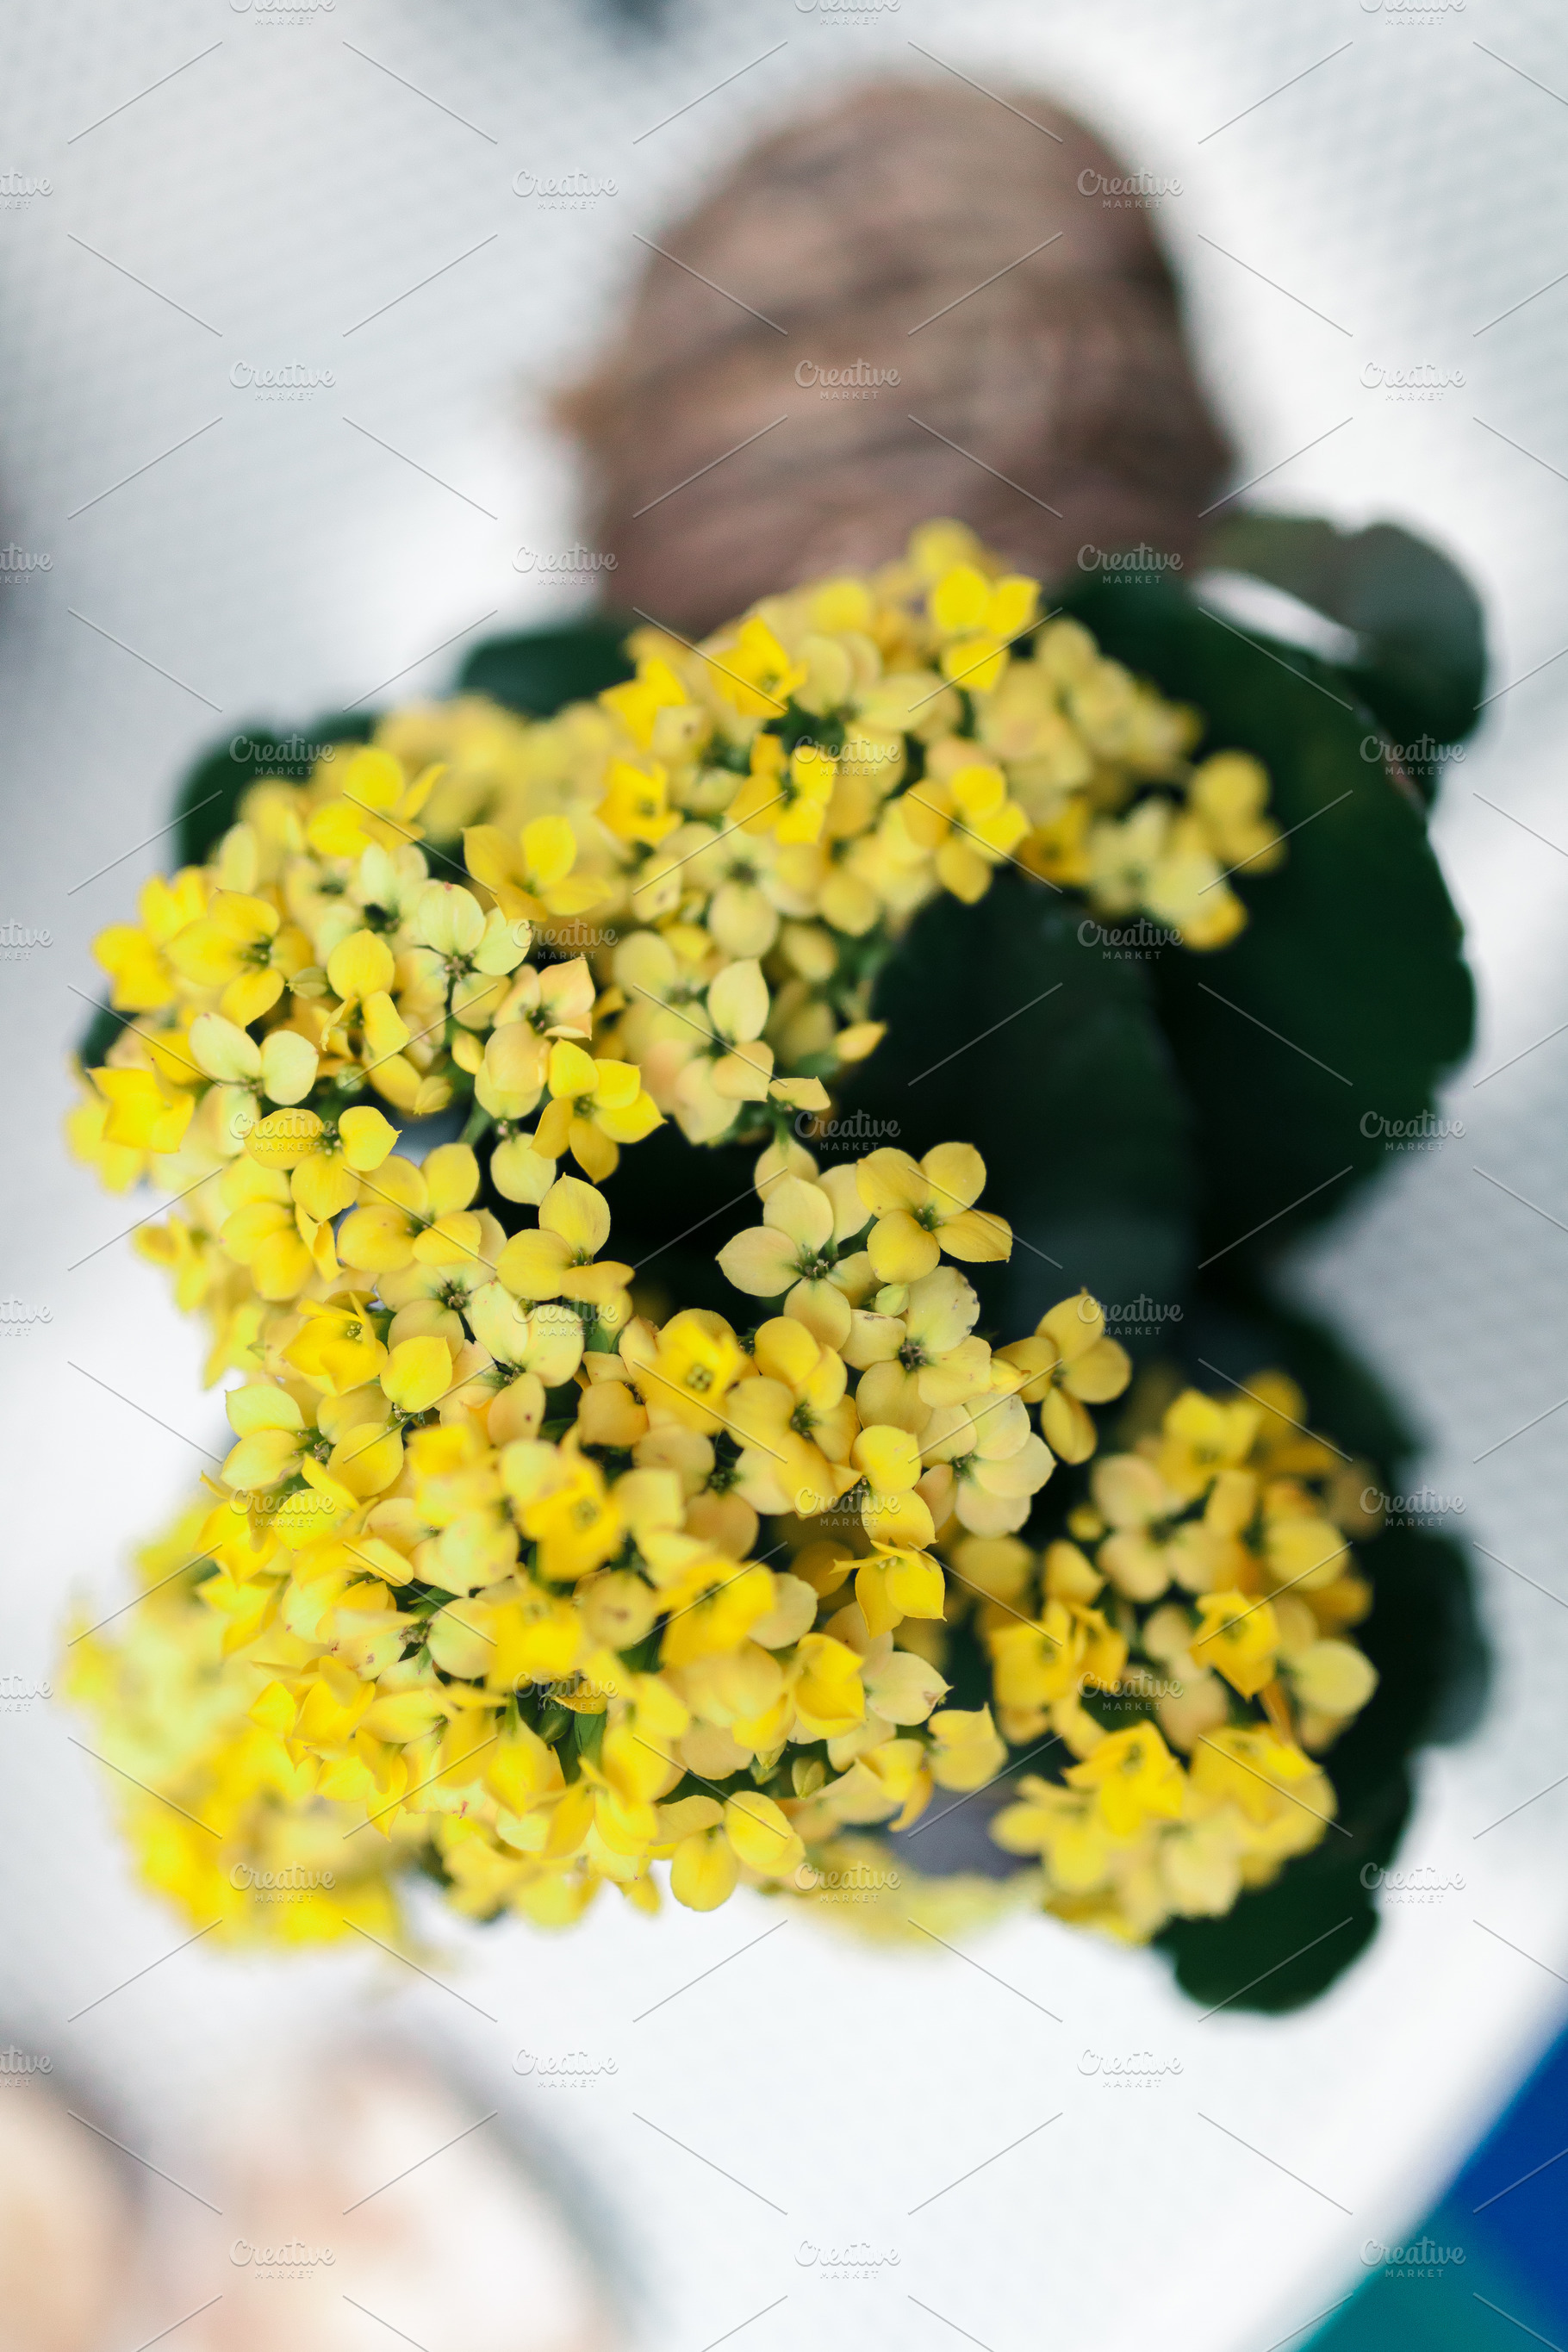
1313, 2015, 1568, 2349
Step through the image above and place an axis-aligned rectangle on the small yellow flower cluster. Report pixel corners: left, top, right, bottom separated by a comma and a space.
70, 524, 1281, 1240
985, 1372, 1379, 1942
67, 742, 671, 1374
66, 1140, 1135, 1941
449, 521, 1279, 1135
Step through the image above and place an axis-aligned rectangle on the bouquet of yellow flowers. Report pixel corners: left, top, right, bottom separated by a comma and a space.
66, 525, 1483, 2007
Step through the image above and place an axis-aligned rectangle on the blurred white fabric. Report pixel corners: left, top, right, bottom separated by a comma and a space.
3, 3, 1567, 2349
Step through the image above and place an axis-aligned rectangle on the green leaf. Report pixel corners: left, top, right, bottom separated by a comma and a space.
841, 874, 1197, 1333
457, 617, 634, 717
1062, 575, 1475, 1265
1201, 511, 1487, 767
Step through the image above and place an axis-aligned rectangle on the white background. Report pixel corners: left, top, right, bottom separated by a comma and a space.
2, 3, 1567, 2348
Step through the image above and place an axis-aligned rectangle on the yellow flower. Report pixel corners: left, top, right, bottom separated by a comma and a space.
1090, 1452, 1216, 1602
929, 562, 1039, 693
167, 890, 310, 1026
87, 1065, 196, 1157
1190, 1590, 1279, 1699
855, 1144, 1011, 1284
245, 1101, 399, 1222
464, 813, 608, 926
850, 1420, 934, 1546
338, 1142, 483, 1277
638, 1309, 748, 1435
305, 745, 441, 861
726, 1317, 858, 1519
188, 1011, 319, 1107
533, 1042, 663, 1182
854, 1541, 945, 1640
991, 1777, 1114, 1890
792, 1633, 866, 1739
717, 1172, 873, 1351
92, 869, 208, 1011
921, 1389, 1055, 1538
599, 757, 678, 848
849, 1264, 994, 1437
467, 1282, 585, 1403
730, 734, 836, 848
1066, 1722, 1185, 1836
668, 961, 776, 1143
1188, 752, 1283, 876
1088, 800, 1245, 952
996, 1296, 1131, 1463
1190, 1726, 1325, 1830
503, 1446, 622, 1584
495, 1175, 632, 1322
708, 616, 805, 721
902, 762, 1030, 903
282, 1297, 388, 1394
600, 654, 692, 748
1156, 1391, 1260, 1502
926, 1704, 1006, 1791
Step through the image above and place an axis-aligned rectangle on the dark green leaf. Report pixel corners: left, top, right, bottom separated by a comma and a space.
841, 873, 1197, 1334
457, 616, 634, 717
1062, 575, 1475, 1265
1201, 511, 1487, 765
